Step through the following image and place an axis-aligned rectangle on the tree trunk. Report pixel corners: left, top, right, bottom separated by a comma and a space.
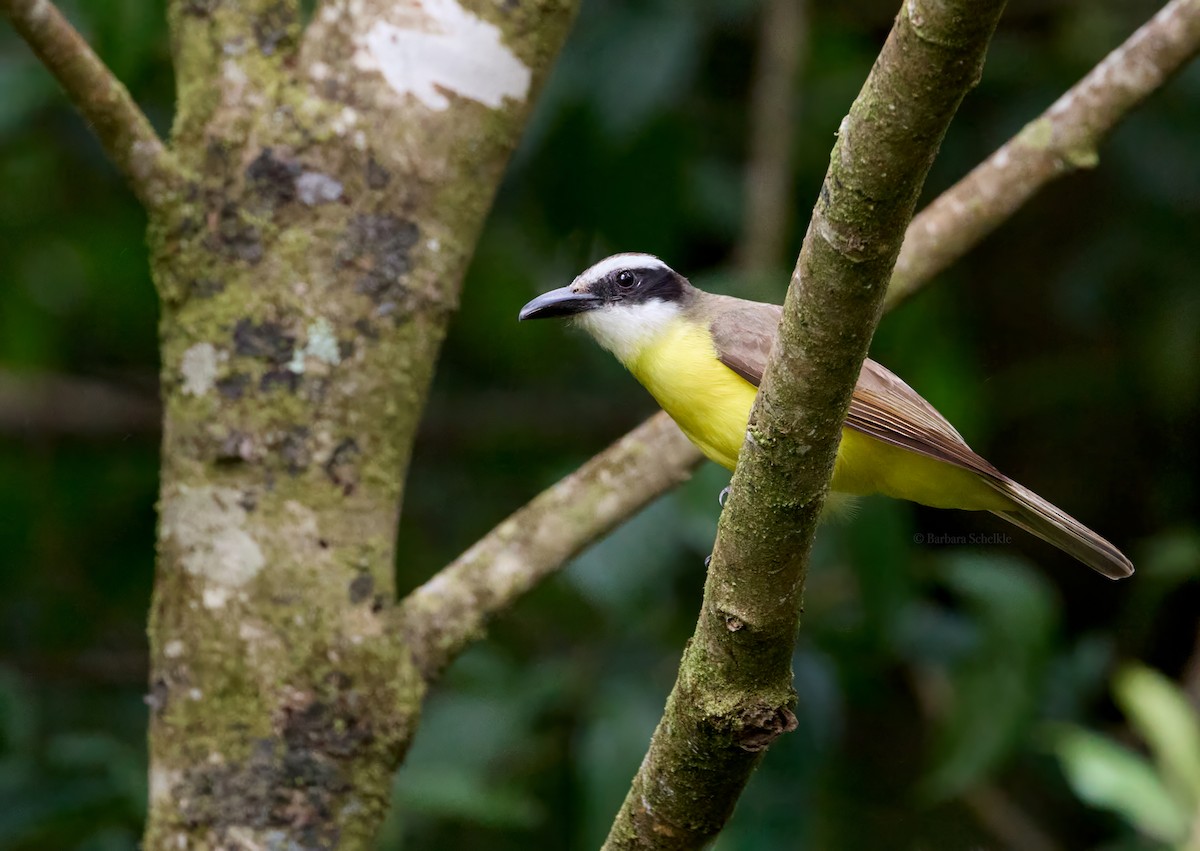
143, 0, 574, 845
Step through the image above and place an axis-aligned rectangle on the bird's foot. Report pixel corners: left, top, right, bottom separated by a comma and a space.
718, 485, 732, 507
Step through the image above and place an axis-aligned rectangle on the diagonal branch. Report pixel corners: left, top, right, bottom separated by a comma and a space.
2, 0, 180, 210
397, 412, 699, 680
603, 1, 1008, 846
886, 0, 1200, 309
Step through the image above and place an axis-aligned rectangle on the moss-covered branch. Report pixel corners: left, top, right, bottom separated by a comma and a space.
886, 0, 1200, 309
603, 2, 1007, 847
166, 0, 302, 166
1, 0, 180, 209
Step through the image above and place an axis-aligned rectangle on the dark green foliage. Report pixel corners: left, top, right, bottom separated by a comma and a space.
2, 0, 1198, 847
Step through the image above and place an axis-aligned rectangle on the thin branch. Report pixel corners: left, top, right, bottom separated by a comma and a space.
397, 412, 700, 680
603, 1, 1007, 846
1, 0, 180, 209
736, 0, 807, 274
885, 0, 1200, 309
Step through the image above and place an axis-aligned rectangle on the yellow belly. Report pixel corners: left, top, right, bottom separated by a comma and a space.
624, 320, 1009, 512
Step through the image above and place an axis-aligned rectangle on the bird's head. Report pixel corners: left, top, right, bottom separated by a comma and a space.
518, 253, 693, 362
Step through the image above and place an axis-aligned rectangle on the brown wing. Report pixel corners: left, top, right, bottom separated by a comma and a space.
708, 299, 1133, 578
707, 299, 781, 386
707, 299, 1000, 479
847, 361, 1002, 480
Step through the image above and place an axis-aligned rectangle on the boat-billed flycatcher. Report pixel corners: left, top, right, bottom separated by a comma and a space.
519, 253, 1133, 580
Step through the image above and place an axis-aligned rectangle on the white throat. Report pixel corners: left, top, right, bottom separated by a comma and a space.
574, 300, 681, 365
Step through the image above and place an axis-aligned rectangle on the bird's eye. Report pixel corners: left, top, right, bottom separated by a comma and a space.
615, 270, 636, 289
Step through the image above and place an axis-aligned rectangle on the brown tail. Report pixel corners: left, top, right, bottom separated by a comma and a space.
987, 478, 1134, 580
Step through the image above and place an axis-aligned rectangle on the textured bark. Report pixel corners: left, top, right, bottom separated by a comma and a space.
604, 2, 1008, 847
142, 0, 575, 847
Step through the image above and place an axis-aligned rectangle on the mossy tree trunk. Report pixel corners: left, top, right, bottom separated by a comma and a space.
142, 0, 574, 846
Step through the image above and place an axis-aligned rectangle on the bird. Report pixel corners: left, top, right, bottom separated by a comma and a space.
518, 253, 1133, 580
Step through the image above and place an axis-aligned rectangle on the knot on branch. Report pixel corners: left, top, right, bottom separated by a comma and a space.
734, 703, 798, 753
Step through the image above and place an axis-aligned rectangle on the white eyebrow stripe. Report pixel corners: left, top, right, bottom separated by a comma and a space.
575, 253, 668, 286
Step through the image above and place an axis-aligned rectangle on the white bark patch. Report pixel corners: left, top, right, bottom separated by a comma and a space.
149, 767, 180, 804
288, 318, 341, 373
162, 486, 265, 604
180, 343, 220, 397
202, 586, 231, 609
296, 171, 344, 206
354, 0, 531, 111
491, 551, 524, 585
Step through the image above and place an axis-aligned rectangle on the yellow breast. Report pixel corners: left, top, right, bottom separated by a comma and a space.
620, 317, 1009, 512
624, 319, 757, 471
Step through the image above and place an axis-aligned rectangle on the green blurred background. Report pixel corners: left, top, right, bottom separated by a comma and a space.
2, 0, 1199, 847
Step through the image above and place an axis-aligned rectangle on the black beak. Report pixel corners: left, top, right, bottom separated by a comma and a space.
518, 286, 601, 321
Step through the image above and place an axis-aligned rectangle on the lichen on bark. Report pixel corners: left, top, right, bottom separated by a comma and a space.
143, 0, 578, 846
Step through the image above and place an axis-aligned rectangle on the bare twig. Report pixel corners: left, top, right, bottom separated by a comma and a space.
397, 412, 700, 680
603, 0, 1007, 845
736, 0, 807, 274
1, 0, 180, 209
886, 0, 1200, 309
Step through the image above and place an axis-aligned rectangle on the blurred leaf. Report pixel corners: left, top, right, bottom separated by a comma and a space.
1049, 724, 1189, 844
1140, 529, 1200, 584
920, 555, 1057, 800
1113, 665, 1200, 809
